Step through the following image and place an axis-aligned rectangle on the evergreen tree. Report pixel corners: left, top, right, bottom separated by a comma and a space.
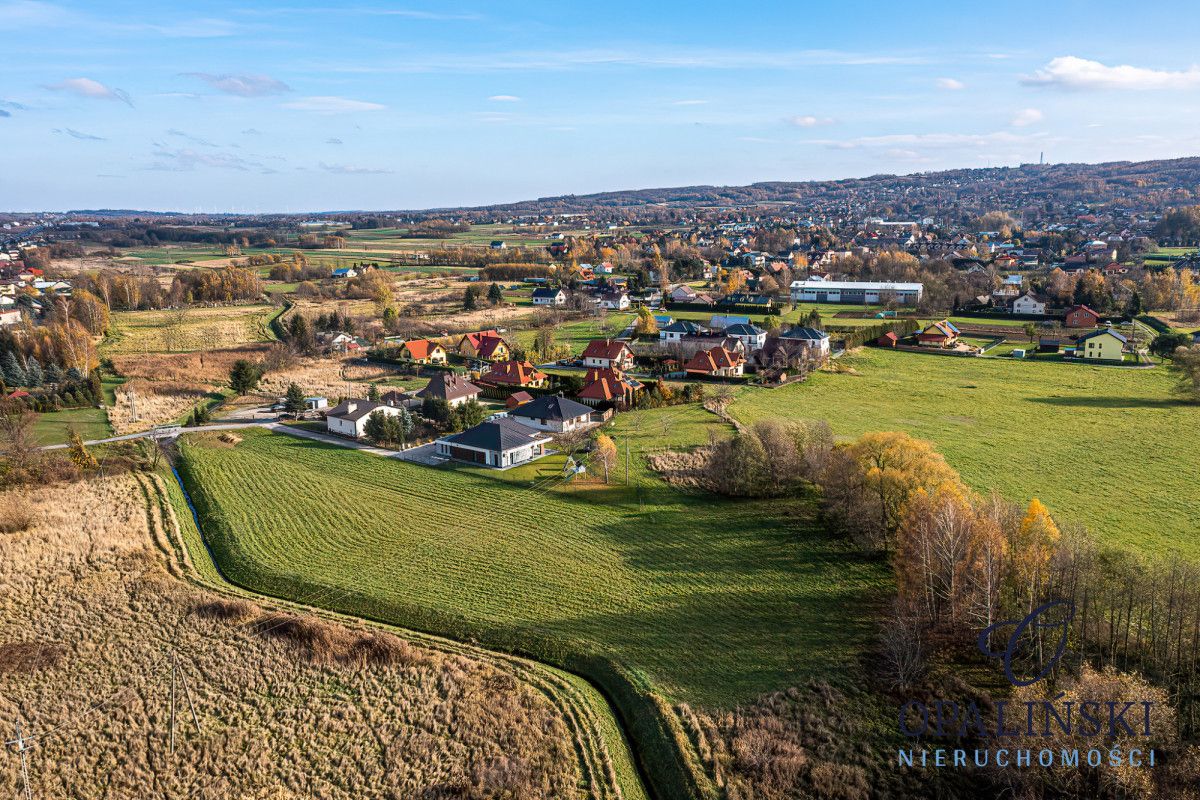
229, 359, 263, 395
2, 350, 25, 387
24, 357, 43, 388
284, 382, 307, 415
66, 367, 83, 382
368, 382, 380, 402
45, 362, 64, 384
288, 314, 314, 353
487, 282, 504, 305
463, 286, 479, 311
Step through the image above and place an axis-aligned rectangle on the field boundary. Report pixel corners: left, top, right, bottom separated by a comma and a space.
149, 462, 660, 800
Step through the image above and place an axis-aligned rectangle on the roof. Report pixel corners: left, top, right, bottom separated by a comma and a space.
578, 372, 640, 401
509, 394, 592, 421
660, 320, 705, 335
416, 372, 482, 402
790, 280, 924, 292
483, 360, 547, 386
581, 339, 630, 360
459, 330, 499, 350
476, 336, 508, 359
402, 339, 443, 359
506, 391, 534, 407
326, 399, 393, 422
1077, 327, 1127, 344
921, 320, 960, 338
531, 287, 563, 298
684, 346, 743, 373
1067, 304, 1101, 317
724, 323, 766, 337
779, 326, 829, 341
441, 417, 550, 452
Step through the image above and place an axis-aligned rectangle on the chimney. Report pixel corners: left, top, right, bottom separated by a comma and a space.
346, 401, 357, 413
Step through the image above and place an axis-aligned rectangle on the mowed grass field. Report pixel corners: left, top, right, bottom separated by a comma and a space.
729, 349, 1200, 556
104, 305, 280, 354
178, 409, 888, 710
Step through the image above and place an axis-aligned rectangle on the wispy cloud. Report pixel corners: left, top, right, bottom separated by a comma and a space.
241, 128, 262, 135
45, 77, 132, 106
184, 72, 291, 97
0, 0, 68, 29
54, 127, 105, 140
167, 128, 218, 147
281, 95, 385, 113
326, 137, 343, 144
0, 100, 27, 111
487, 94, 521, 102
936, 77, 965, 90
787, 115, 836, 128
672, 99, 708, 106
1010, 108, 1043, 127
147, 147, 275, 173
320, 162, 392, 175
0, 109, 9, 118
1, 2, 238, 37
1023, 56, 1200, 90
813, 130, 1044, 151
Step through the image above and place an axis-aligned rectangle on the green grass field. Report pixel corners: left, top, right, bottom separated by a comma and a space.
729, 349, 1200, 556
104, 305, 280, 354
178, 411, 888, 710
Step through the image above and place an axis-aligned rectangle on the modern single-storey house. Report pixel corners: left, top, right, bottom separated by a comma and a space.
416, 372, 482, 407
508, 395, 593, 433
325, 399, 404, 439
435, 417, 552, 468
531, 287, 567, 306
790, 280, 923, 305
399, 339, 448, 364
1076, 328, 1126, 361
1064, 305, 1102, 329
581, 339, 634, 371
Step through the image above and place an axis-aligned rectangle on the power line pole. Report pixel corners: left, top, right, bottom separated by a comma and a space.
6, 719, 35, 800
168, 652, 201, 755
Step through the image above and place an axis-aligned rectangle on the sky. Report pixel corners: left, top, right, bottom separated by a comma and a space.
2, 0, 1200, 212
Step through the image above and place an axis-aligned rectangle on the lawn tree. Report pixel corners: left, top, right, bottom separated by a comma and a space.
2, 350, 26, 387
463, 285, 479, 311
229, 359, 263, 395
1023, 322, 1038, 343
1168, 344, 1200, 401
284, 383, 306, 415
23, 357, 43, 388
451, 399, 486, 431
364, 409, 406, 447
593, 433, 617, 484
487, 282, 504, 305
1152, 332, 1192, 361
633, 306, 658, 336
421, 396, 451, 426
287, 313, 315, 354
67, 426, 98, 471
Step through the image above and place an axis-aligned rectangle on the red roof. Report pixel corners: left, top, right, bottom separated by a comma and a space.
476, 335, 508, 359
459, 330, 499, 351
483, 360, 547, 387
402, 339, 442, 360
684, 346, 743, 374
581, 339, 630, 361
1067, 304, 1100, 318
505, 391, 534, 408
6, 390, 31, 399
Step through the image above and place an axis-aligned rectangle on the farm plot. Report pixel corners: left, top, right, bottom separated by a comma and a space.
177, 416, 888, 711
729, 348, 1200, 556
0, 474, 598, 800
105, 305, 280, 354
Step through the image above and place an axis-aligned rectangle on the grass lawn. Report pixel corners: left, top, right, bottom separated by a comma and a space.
177, 410, 888, 710
31, 405, 110, 445
729, 349, 1200, 557
104, 305, 280, 354
511, 314, 635, 353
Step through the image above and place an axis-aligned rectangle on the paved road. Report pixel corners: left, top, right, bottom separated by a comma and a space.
39, 420, 278, 450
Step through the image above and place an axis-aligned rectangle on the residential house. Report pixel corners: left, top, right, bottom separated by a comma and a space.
577, 367, 642, 407
720, 293, 772, 310
460, 334, 511, 362
684, 346, 745, 378
435, 417, 551, 468
490, 240, 507, 250
1076, 328, 1127, 361
325, 399, 404, 439
778, 326, 832, 359
508, 395, 593, 433
1064, 305, 1102, 329
457, 330, 500, 357
917, 320, 961, 348
597, 290, 630, 310
581, 339, 634, 371
724, 323, 768, 352
659, 320, 707, 342
531, 287, 567, 306
331, 267, 358, 279
709, 314, 750, 330
416, 372, 482, 407
399, 339, 448, 364
1011, 293, 1047, 315
482, 360, 549, 388
0, 308, 20, 327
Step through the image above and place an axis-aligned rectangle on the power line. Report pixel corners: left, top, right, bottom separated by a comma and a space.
5, 720, 35, 800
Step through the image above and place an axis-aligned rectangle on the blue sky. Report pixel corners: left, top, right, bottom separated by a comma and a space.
2, 0, 1200, 212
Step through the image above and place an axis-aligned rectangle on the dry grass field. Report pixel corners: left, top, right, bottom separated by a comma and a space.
109, 378, 213, 434
105, 305, 280, 354
0, 474, 617, 799
109, 344, 275, 385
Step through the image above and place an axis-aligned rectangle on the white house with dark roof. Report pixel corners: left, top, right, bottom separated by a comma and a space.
723, 323, 767, 352
325, 399, 404, 439
507, 394, 593, 433
531, 287, 567, 306
435, 417, 552, 468
778, 326, 831, 358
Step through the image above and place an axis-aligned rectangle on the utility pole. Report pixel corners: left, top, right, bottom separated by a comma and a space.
6, 719, 35, 800
168, 652, 201, 754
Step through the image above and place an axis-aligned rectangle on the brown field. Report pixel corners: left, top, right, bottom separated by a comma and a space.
257, 357, 406, 400
105, 305, 279, 355
0, 474, 593, 799
109, 344, 275, 385
109, 378, 212, 434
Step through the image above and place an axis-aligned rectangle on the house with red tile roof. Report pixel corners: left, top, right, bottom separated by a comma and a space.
683, 346, 745, 378
1064, 304, 1102, 329
581, 339, 633, 371
457, 330, 502, 358
577, 367, 643, 407
480, 360, 548, 388
398, 339, 448, 364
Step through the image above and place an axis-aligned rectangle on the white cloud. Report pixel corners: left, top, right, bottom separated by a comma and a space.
319, 162, 392, 175
147, 147, 267, 172
185, 73, 291, 97
45, 77, 132, 106
487, 94, 521, 102
1010, 108, 1043, 127
936, 77, 965, 90
281, 95, 385, 113
787, 115, 835, 128
672, 99, 708, 106
1023, 56, 1200, 90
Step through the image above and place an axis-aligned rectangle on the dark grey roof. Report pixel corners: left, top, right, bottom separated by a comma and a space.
661, 320, 705, 334
416, 372, 481, 402
326, 399, 393, 422
509, 394, 592, 422
531, 287, 562, 298
724, 323, 766, 336
442, 417, 551, 452
779, 326, 829, 341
